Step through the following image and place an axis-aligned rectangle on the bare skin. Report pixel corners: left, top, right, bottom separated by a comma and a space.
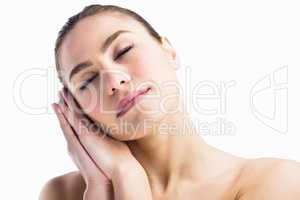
40, 12, 300, 200
40, 155, 300, 200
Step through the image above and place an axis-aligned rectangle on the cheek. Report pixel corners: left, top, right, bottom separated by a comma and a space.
130, 50, 172, 79
76, 92, 103, 115
82, 92, 115, 122
79, 97, 113, 129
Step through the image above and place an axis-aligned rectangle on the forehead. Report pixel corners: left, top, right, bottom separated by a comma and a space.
58, 13, 148, 80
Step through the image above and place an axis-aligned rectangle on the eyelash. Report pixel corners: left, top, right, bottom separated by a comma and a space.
114, 44, 133, 60
79, 73, 99, 91
79, 45, 133, 91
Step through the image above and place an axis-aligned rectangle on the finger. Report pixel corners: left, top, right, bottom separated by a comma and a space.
62, 87, 105, 135
58, 93, 111, 159
58, 91, 81, 131
58, 90, 131, 179
52, 103, 92, 170
60, 90, 91, 133
59, 92, 90, 137
60, 90, 106, 138
52, 102, 109, 183
62, 87, 84, 117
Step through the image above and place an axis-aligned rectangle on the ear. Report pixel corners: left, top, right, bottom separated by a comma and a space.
160, 36, 181, 70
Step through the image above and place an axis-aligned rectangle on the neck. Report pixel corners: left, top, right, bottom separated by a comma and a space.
126, 111, 214, 193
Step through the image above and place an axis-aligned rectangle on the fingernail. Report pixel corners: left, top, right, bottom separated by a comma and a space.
56, 106, 62, 114
51, 103, 58, 114
53, 103, 62, 114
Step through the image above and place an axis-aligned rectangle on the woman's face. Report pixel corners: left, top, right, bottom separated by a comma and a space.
58, 13, 181, 141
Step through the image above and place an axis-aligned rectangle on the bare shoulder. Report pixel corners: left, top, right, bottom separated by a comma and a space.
237, 157, 300, 200
39, 171, 86, 200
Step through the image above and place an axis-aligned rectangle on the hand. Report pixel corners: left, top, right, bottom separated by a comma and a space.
52, 97, 114, 199
52, 87, 144, 181
53, 87, 153, 200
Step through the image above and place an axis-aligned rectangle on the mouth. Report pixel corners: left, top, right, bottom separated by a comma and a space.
116, 87, 151, 118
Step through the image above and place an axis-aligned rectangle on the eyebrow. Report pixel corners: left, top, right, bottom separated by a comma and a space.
68, 30, 130, 82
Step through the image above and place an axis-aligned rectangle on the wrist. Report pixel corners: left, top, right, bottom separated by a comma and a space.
112, 159, 147, 182
111, 161, 152, 200
84, 184, 114, 200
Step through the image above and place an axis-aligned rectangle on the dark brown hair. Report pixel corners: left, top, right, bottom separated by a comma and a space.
54, 4, 161, 85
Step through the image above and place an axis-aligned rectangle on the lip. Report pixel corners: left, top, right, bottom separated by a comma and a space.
116, 87, 151, 118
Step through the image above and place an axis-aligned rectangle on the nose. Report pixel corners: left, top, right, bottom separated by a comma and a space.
105, 71, 131, 96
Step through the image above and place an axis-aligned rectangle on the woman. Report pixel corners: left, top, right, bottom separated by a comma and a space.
40, 4, 300, 200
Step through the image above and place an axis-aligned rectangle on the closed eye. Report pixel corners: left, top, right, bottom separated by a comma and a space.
78, 45, 133, 91
79, 73, 99, 91
114, 44, 134, 60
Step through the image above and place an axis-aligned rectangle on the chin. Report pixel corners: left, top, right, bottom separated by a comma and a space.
109, 87, 181, 141
110, 103, 167, 141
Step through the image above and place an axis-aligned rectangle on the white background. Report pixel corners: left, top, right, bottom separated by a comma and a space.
1, 0, 299, 199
